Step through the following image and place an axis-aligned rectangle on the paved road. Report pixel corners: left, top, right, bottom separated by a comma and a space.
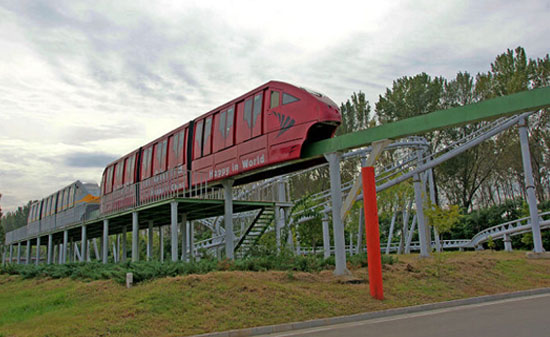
262, 293, 550, 337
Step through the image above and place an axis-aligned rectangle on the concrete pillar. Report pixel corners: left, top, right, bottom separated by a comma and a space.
356, 208, 364, 255
427, 169, 442, 252
189, 221, 195, 262
47, 234, 53, 264
8, 244, 13, 264
222, 179, 235, 259
275, 205, 282, 251
26, 240, 31, 265
324, 152, 350, 275
503, 233, 513, 252
147, 220, 153, 261
180, 214, 187, 261
159, 226, 164, 262
405, 215, 417, 254
103, 219, 109, 264
518, 118, 543, 253
385, 210, 397, 255
413, 173, 430, 258
36, 236, 41, 265
132, 212, 139, 262
63, 230, 68, 264
322, 207, 331, 259
122, 225, 127, 262
80, 225, 87, 262
170, 201, 178, 262
17, 242, 21, 264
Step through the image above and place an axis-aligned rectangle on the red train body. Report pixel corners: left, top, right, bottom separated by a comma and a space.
100, 81, 341, 213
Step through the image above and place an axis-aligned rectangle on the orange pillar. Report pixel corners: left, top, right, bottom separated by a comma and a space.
361, 166, 384, 300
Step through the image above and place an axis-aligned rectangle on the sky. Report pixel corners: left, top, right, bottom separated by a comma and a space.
0, 0, 549, 212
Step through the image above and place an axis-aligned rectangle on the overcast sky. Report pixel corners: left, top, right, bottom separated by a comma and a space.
0, 0, 548, 212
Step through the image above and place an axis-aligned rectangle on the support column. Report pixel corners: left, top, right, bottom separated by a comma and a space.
356, 208, 364, 255
9, 244, 12, 264
189, 221, 195, 262
121, 225, 127, 262
503, 233, 513, 252
17, 242, 21, 264
275, 205, 282, 251
518, 118, 543, 253
427, 169, 442, 252
170, 202, 178, 262
132, 212, 139, 262
413, 173, 430, 258
180, 214, 187, 261
322, 207, 331, 258
325, 152, 350, 275
159, 226, 164, 262
63, 230, 68, 264
385, 211, 397, 255
80, 225, 87, 262
47, 234, 53, 264
36, 236, 41, 265
25, 240, 31, 265
1, 246, 5, 266
222, 179, 235, 259
147, 220, 153, 261
102, 219, 109, 264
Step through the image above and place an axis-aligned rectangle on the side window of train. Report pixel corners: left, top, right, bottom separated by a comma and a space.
179, 130, 185, 164
57, 191, 63, 213
161, 139, 167, 172
203, 116, 212, 156
270, 91, 280, 109
194, 120, 203, 159
69, 186, 75, 207
252, 93, 263, 137
63, 188, 69, 209
282, 93, 300, 105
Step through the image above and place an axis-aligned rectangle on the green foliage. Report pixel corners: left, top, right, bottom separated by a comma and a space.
487, 236, 496, 250
424, 203, 461, 235
290, 195, 324, 251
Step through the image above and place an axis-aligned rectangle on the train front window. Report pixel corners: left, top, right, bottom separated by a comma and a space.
282, 93, 299, 105
270, 91, 280, 109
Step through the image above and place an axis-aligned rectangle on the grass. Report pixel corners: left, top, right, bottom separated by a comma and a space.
0, 251, 549, 336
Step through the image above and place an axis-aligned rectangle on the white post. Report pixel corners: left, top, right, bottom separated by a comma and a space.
413, 173, 430, 258
147, 220, 154, 261
132, 212, 139, 262
122, 225, 127, 262
36, 236, 41, 265
518, 118, 543, 253
159, 226, 164, 262
181, 214, 188, 261
63, 230, 68, 264
103, 219, 109, 264
47, 234, 53, 264
324, 152, 350, 275
322, 207, 331, 259
222, 179, 235, 259
170, 202, 178, 262
16, 242, 21, 264
26, 240, 31, 265
80, 226, 87, 263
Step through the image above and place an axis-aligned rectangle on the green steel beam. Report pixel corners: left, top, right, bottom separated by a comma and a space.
302, 86, 550, 158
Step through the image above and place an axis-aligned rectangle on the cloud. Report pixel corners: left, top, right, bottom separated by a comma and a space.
63, 152, 118, 168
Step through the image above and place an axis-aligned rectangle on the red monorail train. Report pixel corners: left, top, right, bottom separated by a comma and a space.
100, 81, 341, 213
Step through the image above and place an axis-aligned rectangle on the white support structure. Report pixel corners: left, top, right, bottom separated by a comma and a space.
355, 208, 364, 255
189, 221, 195, 262
47, 234, 53, 264
80, 225, 87, 263
427, 169, 441, 252
385, 210, 397, 255
36, 236, 41, 265
93, 238, 100, 261
25, 240, 31, 265
222, 179, 235, 260
405, 215, 417, 254
63, 230, 68, 264
121, 225, 127, 262
16, 242, 21, 264
159, 226, 164, 262
147, 220, 154, 261
132, 212, 139, 262
180, 213, 188, 261
413, 172, 430, 258
170, 201, 179, 262
518, 117, 544, 253
103, 219, 109, 264
325, 152, 350, 275
322, 207, 331, 259
503, 233, 513, 252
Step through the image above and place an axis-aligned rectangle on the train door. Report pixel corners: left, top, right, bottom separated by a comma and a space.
264, 88, 281, 134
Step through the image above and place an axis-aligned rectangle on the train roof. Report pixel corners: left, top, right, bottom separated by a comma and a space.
30, 180, 99, 205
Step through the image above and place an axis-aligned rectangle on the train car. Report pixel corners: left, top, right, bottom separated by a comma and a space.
26, 181, 100, 237
100, 81, 341, 213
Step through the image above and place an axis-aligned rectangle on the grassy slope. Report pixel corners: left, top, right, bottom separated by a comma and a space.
1, 251, 550, 337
